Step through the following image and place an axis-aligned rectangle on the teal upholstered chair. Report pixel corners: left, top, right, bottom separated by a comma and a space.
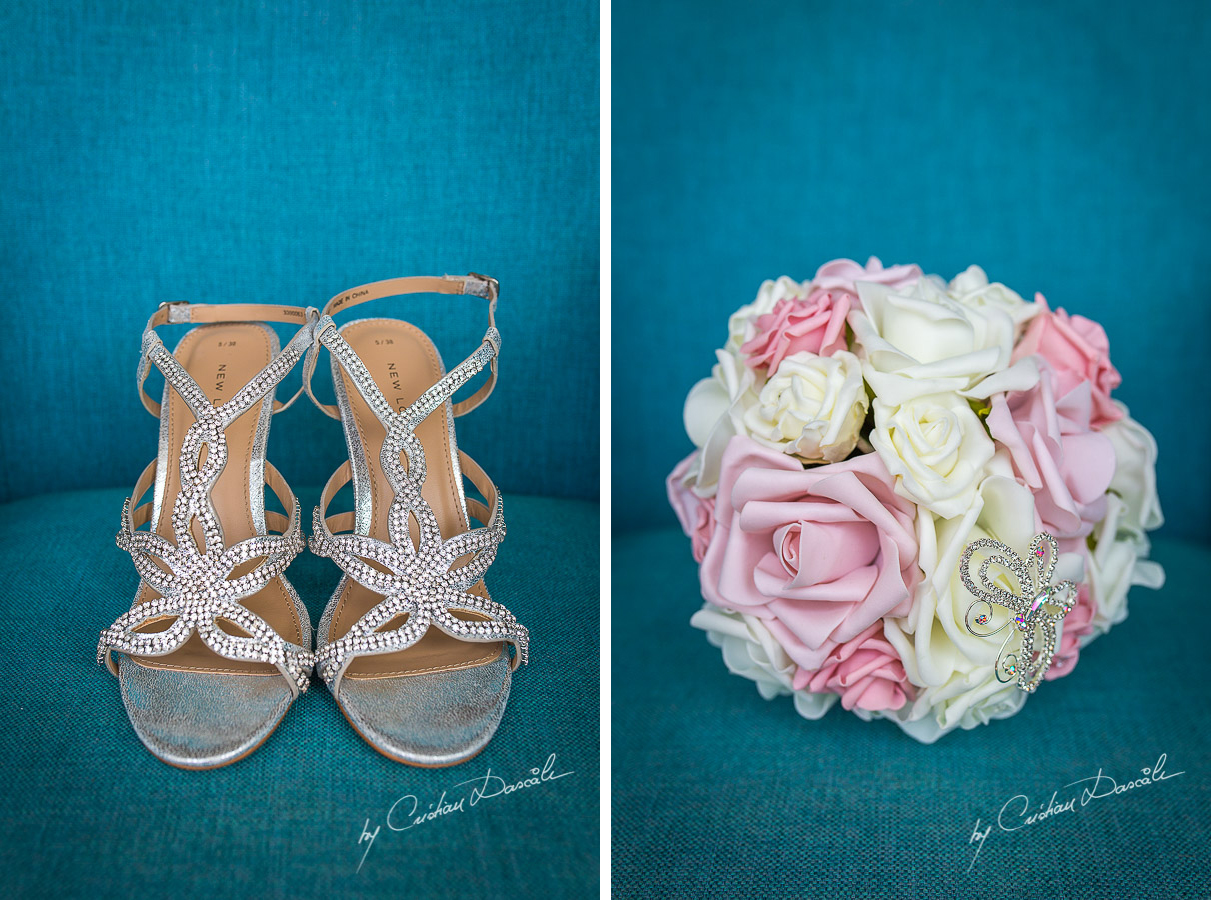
0, 1, 599, 895
611, 0, 1211, 896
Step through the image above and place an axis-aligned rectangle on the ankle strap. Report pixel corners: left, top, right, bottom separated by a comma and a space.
321, 273, 498, 318
145, 301, 314, 330
305, 274, 500, 421
137, 301, 318, 418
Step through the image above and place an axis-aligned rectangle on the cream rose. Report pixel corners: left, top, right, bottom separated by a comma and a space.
741, 350, 868, 464
870, 671, 1027, 743
680, 347, 763, 497
690, 603, 837, 720
869, 391, 995, 519
1101, 402, 1164, 543
680, 278, 815, 497
849, 276, 1038, 406
882, 464, 1084, 741
947, 264, 1040, 333
1086, 493, 1166, 636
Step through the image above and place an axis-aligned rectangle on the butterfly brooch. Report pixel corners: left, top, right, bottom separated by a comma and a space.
959, 533, 1077, 693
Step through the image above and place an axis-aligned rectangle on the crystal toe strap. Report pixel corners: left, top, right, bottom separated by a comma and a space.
309, 456, 526, 696
97, 597, 315, 693
99, 459, 314, 695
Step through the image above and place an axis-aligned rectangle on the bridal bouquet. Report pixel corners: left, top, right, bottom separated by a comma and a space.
667, 258, 1164, 742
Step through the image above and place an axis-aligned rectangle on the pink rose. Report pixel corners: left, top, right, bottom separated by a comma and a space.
741, 257, 922, 372
1012, 293, 1122, 427
699, 436, 920, 671
1043, 577, 1095, 681
667, 452, 717, 563
812, 256, 923, 294
741, 287, 851, 369
987, 365, 1115, 539
796, 621, 914, 711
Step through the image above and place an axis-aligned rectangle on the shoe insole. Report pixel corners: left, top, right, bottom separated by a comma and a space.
130, 323, 304, 676
329, 318, 503, 679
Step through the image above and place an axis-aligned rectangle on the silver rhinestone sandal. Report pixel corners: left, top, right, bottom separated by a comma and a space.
303, 275, 528, 767
98, 301, 318, 769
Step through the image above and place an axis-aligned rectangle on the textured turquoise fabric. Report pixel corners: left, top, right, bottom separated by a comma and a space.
0, 0, 598, 503
612, 0, 1211, 541
0, 489, 598, 898
612, 530, 1211, 898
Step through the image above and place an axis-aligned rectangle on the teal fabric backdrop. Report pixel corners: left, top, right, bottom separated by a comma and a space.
0, 1, 599, 897
613, 531, 1211, 899
0, 0, 599, 504
612, 0, 1211, 541
1, 489, 599, 899
612, 1, 1211, 897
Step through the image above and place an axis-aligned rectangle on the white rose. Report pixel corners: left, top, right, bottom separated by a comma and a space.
741, 350, 868, 464
868, 670, 1027, 744
947, 264, 1040, 333
1086, 493, 1166, 636
869, 391, 995, 519
881, 465, 1083, 741
726, 276, 811, 352
680, 347, 762, 497
690, 603, 837, 720
849, 276, 1038, 406
1101, 402, 1164, 543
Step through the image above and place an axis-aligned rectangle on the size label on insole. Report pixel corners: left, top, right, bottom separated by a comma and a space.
207, 340, 242, 403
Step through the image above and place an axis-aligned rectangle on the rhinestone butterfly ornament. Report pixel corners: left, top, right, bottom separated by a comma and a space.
959, 533, 1077, 693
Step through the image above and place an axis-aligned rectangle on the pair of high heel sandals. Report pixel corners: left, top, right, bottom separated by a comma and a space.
97, 274, 529, 769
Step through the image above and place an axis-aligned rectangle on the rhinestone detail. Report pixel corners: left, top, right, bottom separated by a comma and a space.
99, 318, 316, 693
959, 532, 1077, 694
310, 324, 528, 693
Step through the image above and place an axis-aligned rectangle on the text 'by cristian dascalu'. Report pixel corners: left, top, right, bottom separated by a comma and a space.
965, 753, 1184, 872
355, 753, 573, 872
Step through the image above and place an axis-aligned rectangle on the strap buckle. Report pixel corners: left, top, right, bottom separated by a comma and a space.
465, 273, 499, 300
158, 300, 191, 325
